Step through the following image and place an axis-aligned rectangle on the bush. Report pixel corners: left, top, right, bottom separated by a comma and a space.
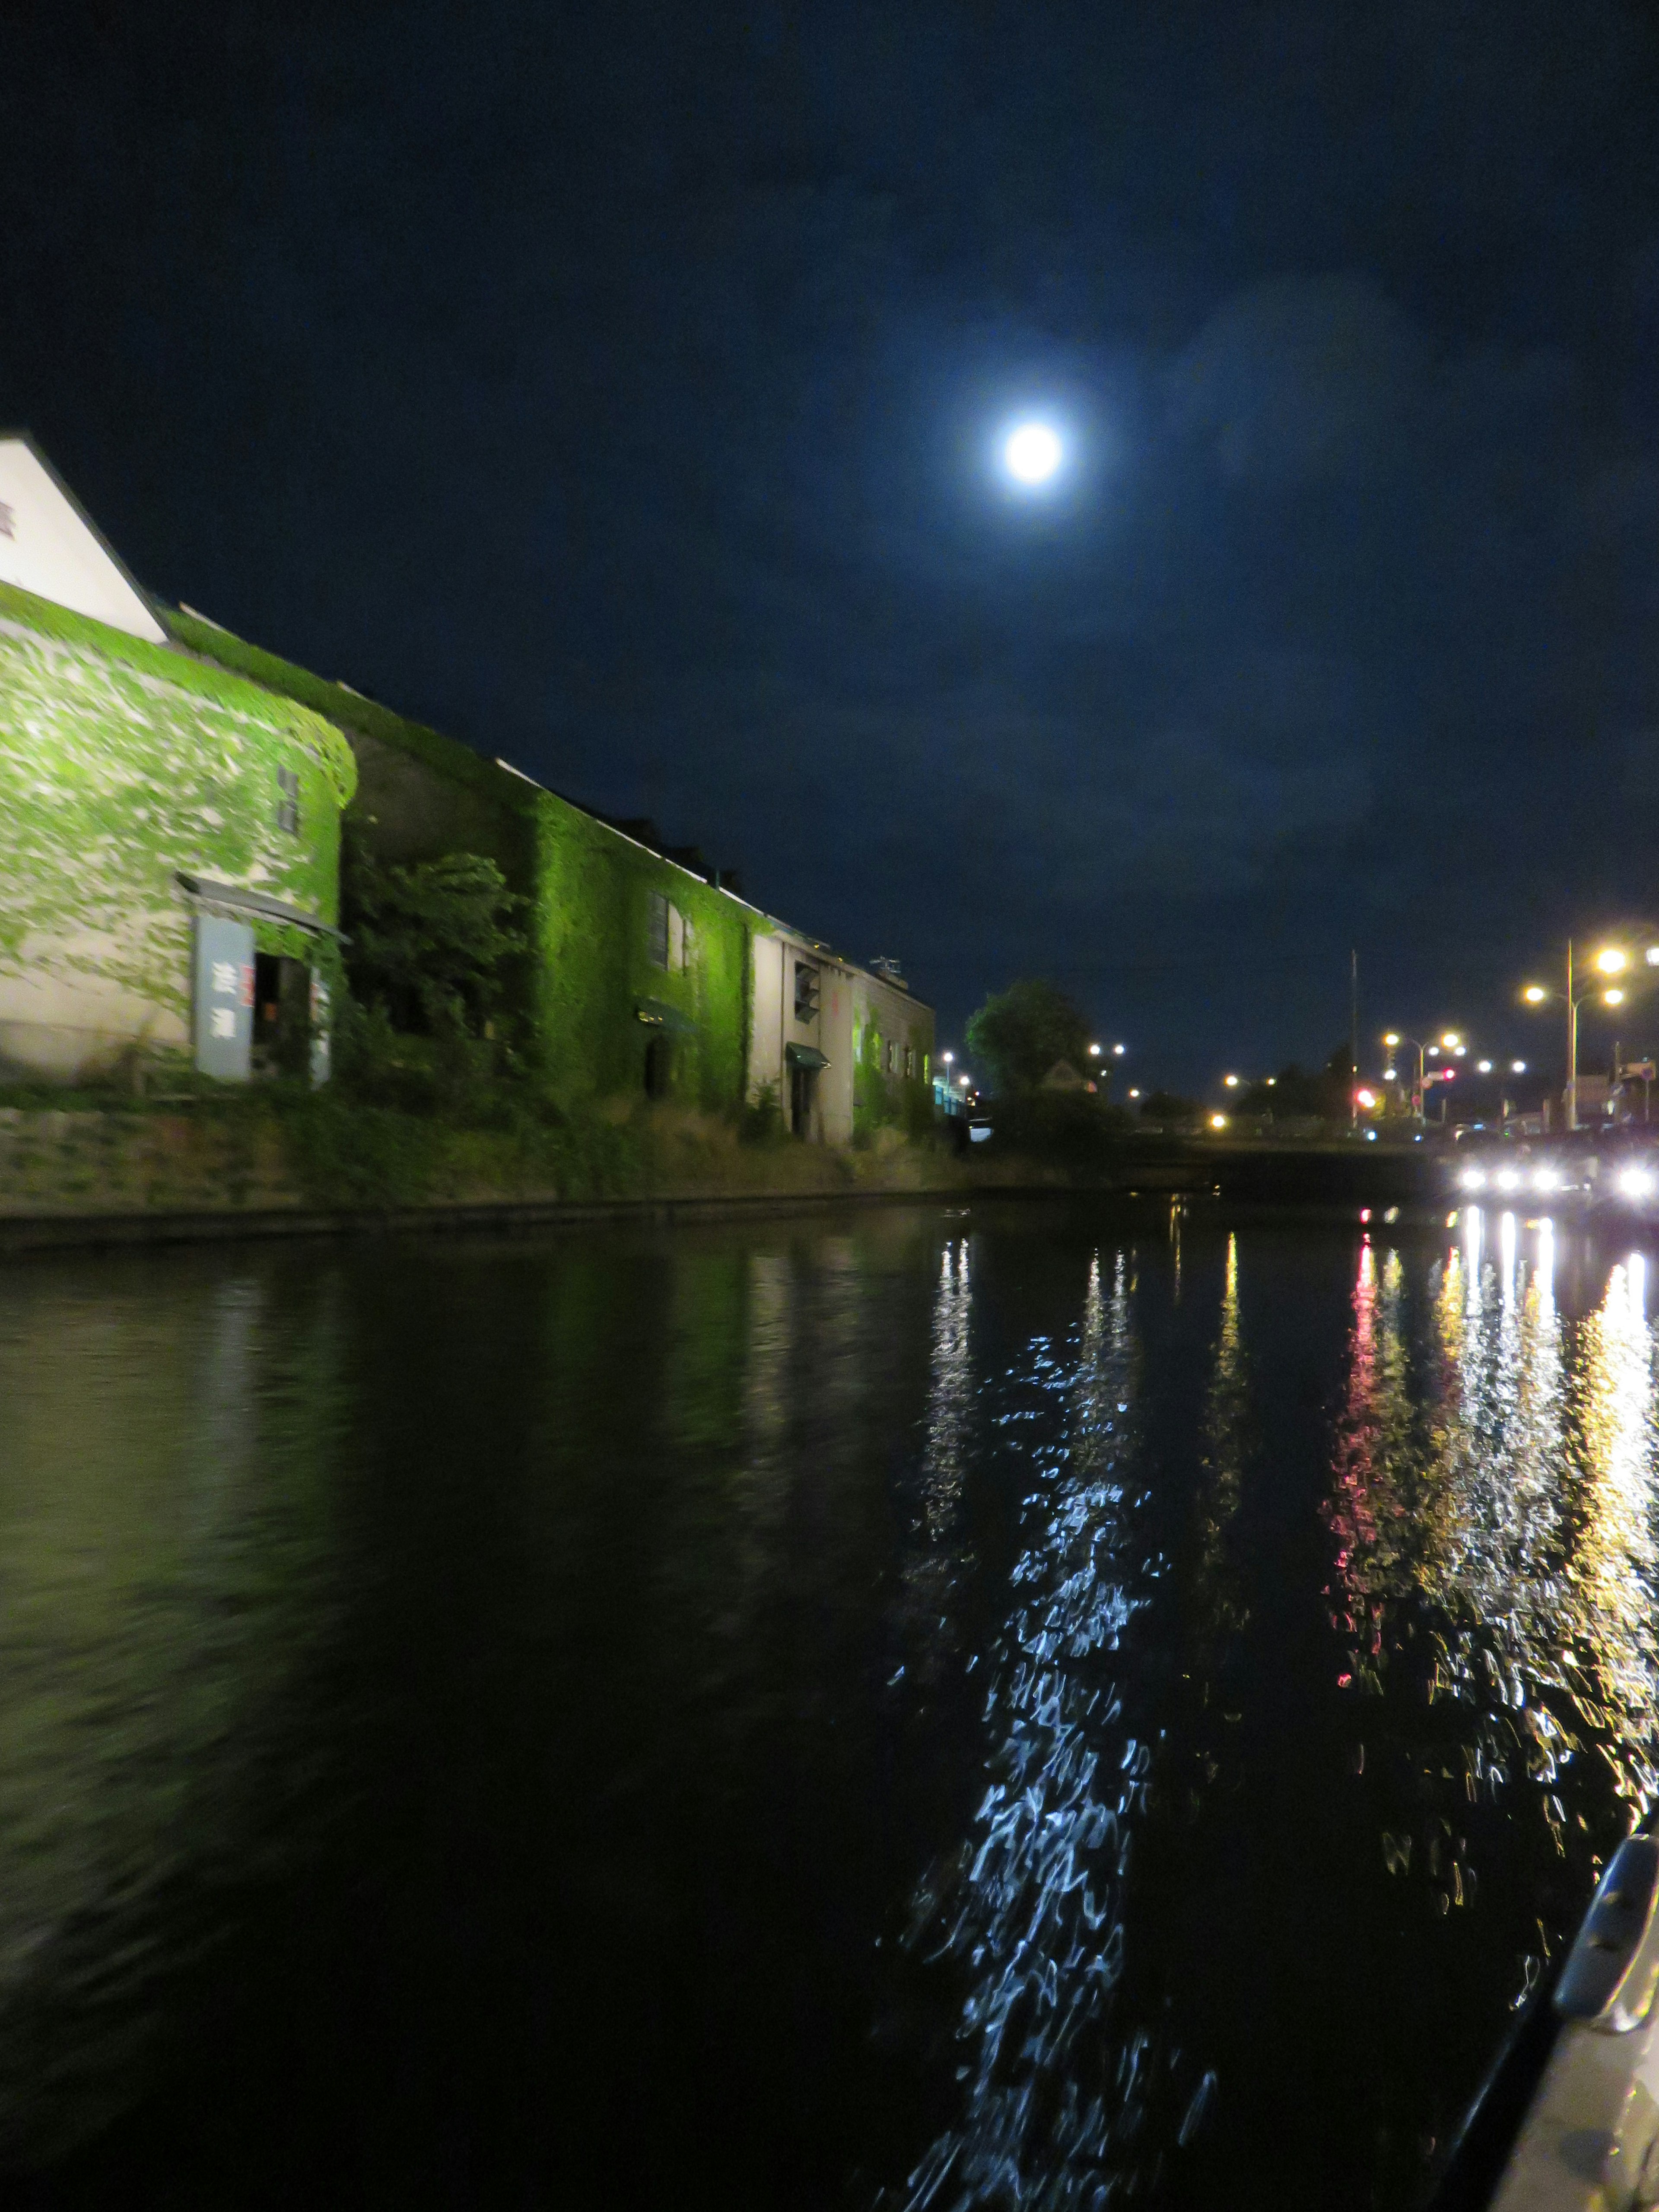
739, 1081, 786, 1145
982, 1090, 1130, 1171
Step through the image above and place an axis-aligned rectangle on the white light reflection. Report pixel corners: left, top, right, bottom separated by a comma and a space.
903, 1253, 1158, 2206
892, 1237, 979, 1688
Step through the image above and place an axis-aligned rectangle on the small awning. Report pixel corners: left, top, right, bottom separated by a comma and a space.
177, 872, 348, 942
785, 1042, 830, 1070
636, 998, 697, 1038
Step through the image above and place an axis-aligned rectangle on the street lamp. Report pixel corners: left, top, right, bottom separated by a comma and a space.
1382, 1032, 1449, 1122
1521, 938, 1659, 1131
1224, 1073, 1241, 1089
1088, 1042, 1102, 1058
1112, 1043, 1126, 1057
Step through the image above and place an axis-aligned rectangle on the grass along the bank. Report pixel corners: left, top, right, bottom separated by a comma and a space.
0, 1087, 985, 1217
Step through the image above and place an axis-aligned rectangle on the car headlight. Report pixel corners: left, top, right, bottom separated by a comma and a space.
1532, 1166, 1560, 1193
1494, 1168, 1521, 1193
1619, 1166, 1657, 1199
1459, 1168, 1487, 1191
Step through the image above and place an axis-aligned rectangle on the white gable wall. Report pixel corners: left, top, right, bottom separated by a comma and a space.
0, 439, 165, 642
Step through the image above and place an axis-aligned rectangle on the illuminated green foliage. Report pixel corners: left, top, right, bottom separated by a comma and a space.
0, 585, 353, 1049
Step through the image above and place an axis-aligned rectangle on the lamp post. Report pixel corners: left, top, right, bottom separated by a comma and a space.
1382, 1031, 1465, 1123
1521, 939, 1659, 1131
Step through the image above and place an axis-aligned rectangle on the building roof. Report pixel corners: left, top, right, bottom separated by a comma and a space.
0, 435, 166, 643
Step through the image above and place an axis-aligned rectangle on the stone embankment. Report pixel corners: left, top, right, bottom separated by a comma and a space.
0, 1104, 1449, 1254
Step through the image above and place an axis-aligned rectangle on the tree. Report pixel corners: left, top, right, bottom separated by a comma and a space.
966, 979, 1092, 1095
343, 845, 524, 1039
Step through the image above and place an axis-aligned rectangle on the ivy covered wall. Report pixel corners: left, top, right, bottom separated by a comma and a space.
0, 585, 355, 1079
168, 608, 753, 1112
531, 798, 751, 1111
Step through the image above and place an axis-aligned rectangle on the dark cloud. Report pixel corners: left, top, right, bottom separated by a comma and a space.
1169, 274, 1429, 487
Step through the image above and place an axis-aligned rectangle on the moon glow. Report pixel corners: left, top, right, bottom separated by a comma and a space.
1003, 420, 1064, 485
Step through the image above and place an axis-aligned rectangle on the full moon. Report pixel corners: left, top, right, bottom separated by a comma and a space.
1003, 420, 1063, 485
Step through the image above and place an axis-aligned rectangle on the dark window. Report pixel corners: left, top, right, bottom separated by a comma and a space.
794, 961, 820, 1022
886, 1039, 896, 1074
275, 765, 300, 836
648, 890, 670, 969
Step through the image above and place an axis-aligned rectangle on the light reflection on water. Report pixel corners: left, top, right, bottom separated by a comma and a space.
3, 1213, 1659, 2208
902, 1252, 1154, 2210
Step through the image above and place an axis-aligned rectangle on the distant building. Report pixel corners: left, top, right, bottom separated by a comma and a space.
0, 437, 356, 1084
748, 927, 934, 1141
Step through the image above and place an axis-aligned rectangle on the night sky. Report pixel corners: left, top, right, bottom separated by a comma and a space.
7, 2, 1659, 1088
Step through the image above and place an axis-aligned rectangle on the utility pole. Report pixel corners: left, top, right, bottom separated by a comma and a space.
1565, 937, 1577, 1133
1350, 949, 1359, 1127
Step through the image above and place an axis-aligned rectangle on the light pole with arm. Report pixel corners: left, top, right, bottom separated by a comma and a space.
1522, 939, 1651, 1131
1383, 1030, 1466, 1124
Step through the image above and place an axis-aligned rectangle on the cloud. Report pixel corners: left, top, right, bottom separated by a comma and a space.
1167, 273, 1430, 487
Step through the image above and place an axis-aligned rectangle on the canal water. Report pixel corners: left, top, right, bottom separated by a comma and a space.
1, 1201, 1655, 2209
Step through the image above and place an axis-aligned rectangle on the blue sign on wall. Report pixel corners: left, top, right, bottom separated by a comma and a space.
193, 915, 254, 1081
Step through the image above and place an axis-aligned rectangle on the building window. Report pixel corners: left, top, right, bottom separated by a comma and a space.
886, 1039, 896, 1074
794, 960, 820, 1023
649, 891, 695, 972
904, 1045, 915, 1079
275, 765, 300, 836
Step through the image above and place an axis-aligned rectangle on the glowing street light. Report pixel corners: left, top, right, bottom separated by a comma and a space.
1224, 1073, 1241, 1088
1209, 1112, 1228, 1131
1511, 1060, 1527, 1074
1112, 1042, 1126, 1057
1523, 936, 1659, 1128
1477, 1059, 1493, 1074
1382, 1030, 1460, 1122
1087, 1042, 1102, 1058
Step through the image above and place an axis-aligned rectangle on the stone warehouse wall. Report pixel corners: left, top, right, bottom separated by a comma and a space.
0, 586, 356, 1080
531, 796, 753, 1113
166, 607, 755, 1113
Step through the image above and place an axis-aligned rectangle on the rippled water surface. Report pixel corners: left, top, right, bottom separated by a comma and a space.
3, 1201, 1658, 2209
